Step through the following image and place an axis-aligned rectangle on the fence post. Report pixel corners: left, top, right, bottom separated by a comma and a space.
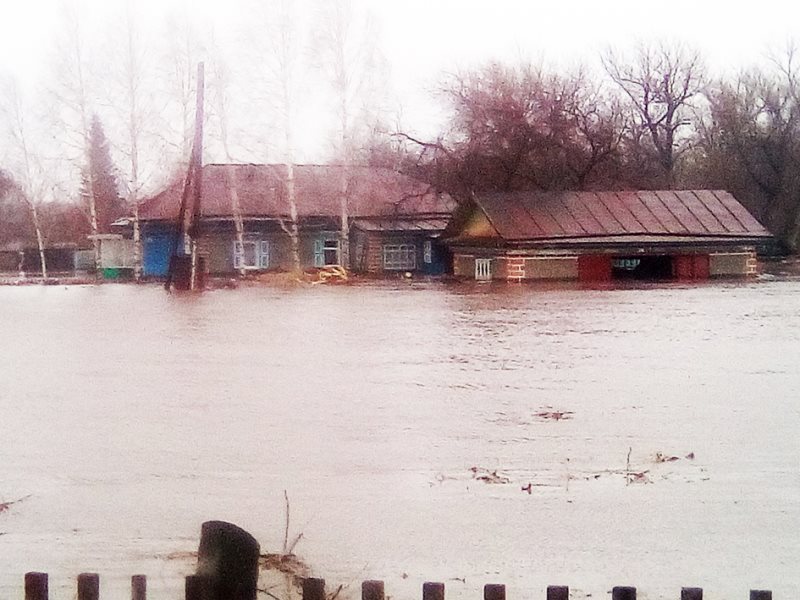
186, 575, 213, 600
750, 592, 772, 600
131, 575, 146, 600
302, 578, 326, 600
423, 582, 445, 600
77, 573, 100, 600
25, 572, 48, 600
362, 580, 385, 600
681, 588, 702, 600
611, 587, 636, 600
197, 521, 260, 600
484, 584, 505, 600
547, 585, 568, 600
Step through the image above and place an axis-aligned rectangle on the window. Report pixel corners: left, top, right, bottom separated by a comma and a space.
233, 240, 269, 270
314, 237, 340, 267
612, 258, 641, 271
475, 258, 492, 280
383, 244, 416, 270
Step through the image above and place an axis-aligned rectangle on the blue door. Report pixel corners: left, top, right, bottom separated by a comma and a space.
143, 228, 176, 277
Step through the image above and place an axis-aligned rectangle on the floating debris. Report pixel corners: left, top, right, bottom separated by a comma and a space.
534, 410, 574, 421
469, 466, 511, 484
0, 495, 31, 514
654, 452, 681, 463
260, 553, 310, 579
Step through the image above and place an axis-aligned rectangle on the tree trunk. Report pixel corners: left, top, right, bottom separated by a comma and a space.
132, 203, 141, 280
29, 201, 47, 279
339, 167, 349, 268
225, 165, 246, 276
286, 162, 301, 274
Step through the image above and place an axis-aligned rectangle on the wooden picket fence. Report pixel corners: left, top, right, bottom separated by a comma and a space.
19, 572, 774, 600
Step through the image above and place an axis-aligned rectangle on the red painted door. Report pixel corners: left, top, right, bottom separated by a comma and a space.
673, 255, 710, 280
692, 255, 710, 279
578, 255, 612, 281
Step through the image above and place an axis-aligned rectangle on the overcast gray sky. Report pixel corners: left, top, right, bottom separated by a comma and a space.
1, 0, 799, 165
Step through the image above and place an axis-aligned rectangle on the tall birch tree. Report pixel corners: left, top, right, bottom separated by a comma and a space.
254, 0, 303, 274
0, 78, 50, 278
100, 3, 168, 280
312, 0, 387, 269
208, 54, 247, 276
51, 3, 101, 271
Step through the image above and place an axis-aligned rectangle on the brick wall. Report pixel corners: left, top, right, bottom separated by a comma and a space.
709, 251, 757, 277
524, 256, 579, 279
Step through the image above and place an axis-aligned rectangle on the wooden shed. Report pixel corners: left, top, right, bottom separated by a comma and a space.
444, 190, 775, 282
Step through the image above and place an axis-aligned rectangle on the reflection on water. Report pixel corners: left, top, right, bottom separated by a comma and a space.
0, 280, 798, 600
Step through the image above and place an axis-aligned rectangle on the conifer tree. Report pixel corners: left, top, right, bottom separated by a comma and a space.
80, 114, 125, 232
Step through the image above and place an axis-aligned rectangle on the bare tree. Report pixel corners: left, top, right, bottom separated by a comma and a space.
0, 77, 51, 279
603, 42, 706, 187
698, 49, 800, 249
312, 0, 388, 269
105, 2, 170, 281
207, 54, 247, 276
162, 13, 206, 167
391, 62, 627, 199
249, 0, 304, 274
51, 3, 101, 271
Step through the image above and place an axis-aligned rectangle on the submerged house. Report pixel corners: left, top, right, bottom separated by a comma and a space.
138, 164, 455, 277
444, 190, 774, 281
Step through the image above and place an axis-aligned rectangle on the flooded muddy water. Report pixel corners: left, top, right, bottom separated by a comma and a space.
1, 280, 798, 600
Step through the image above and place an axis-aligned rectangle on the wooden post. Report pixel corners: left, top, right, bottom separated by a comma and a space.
197, 521, 260, 600
186, 575, 213, 600
484, 584, 505, 600
302, 578, 326, 600
681, 588, 702, 600
25, 572, 48, 600
423, 582, 445, 600
547, 585, 568, 600
131, 575, 146, 600
77, 573, 100, 600
611, 587, 636, 600
750, 592, 772, 600
362, 580, 385, 600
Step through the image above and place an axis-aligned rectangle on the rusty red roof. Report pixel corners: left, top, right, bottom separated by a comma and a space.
138, 164, 454, 221
472, 190, 771, 241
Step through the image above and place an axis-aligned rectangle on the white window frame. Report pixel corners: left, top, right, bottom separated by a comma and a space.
314, 236, 341, 267
423, 240, 433, 264
233, 239, 270, 270
383, 244, 417, 270
475, 258, 492, 280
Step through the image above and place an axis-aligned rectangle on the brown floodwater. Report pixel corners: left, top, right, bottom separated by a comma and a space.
0, 280, 798, 600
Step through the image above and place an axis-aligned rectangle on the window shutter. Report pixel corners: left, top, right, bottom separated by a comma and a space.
259, 241, 270, 268
233, 241, 243, 269
423, 240, 432, 264
313, 239, 324, 267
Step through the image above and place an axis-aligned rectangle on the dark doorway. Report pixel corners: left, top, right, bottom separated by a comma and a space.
612, 255, 673, 280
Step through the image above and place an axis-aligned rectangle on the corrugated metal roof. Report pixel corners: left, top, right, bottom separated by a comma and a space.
138, 164, 455, 221
474, 190, 772, 241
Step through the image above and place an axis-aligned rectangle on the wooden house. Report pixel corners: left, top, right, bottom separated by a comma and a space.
138, 164, 455, 278
444, 190, 775, 281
